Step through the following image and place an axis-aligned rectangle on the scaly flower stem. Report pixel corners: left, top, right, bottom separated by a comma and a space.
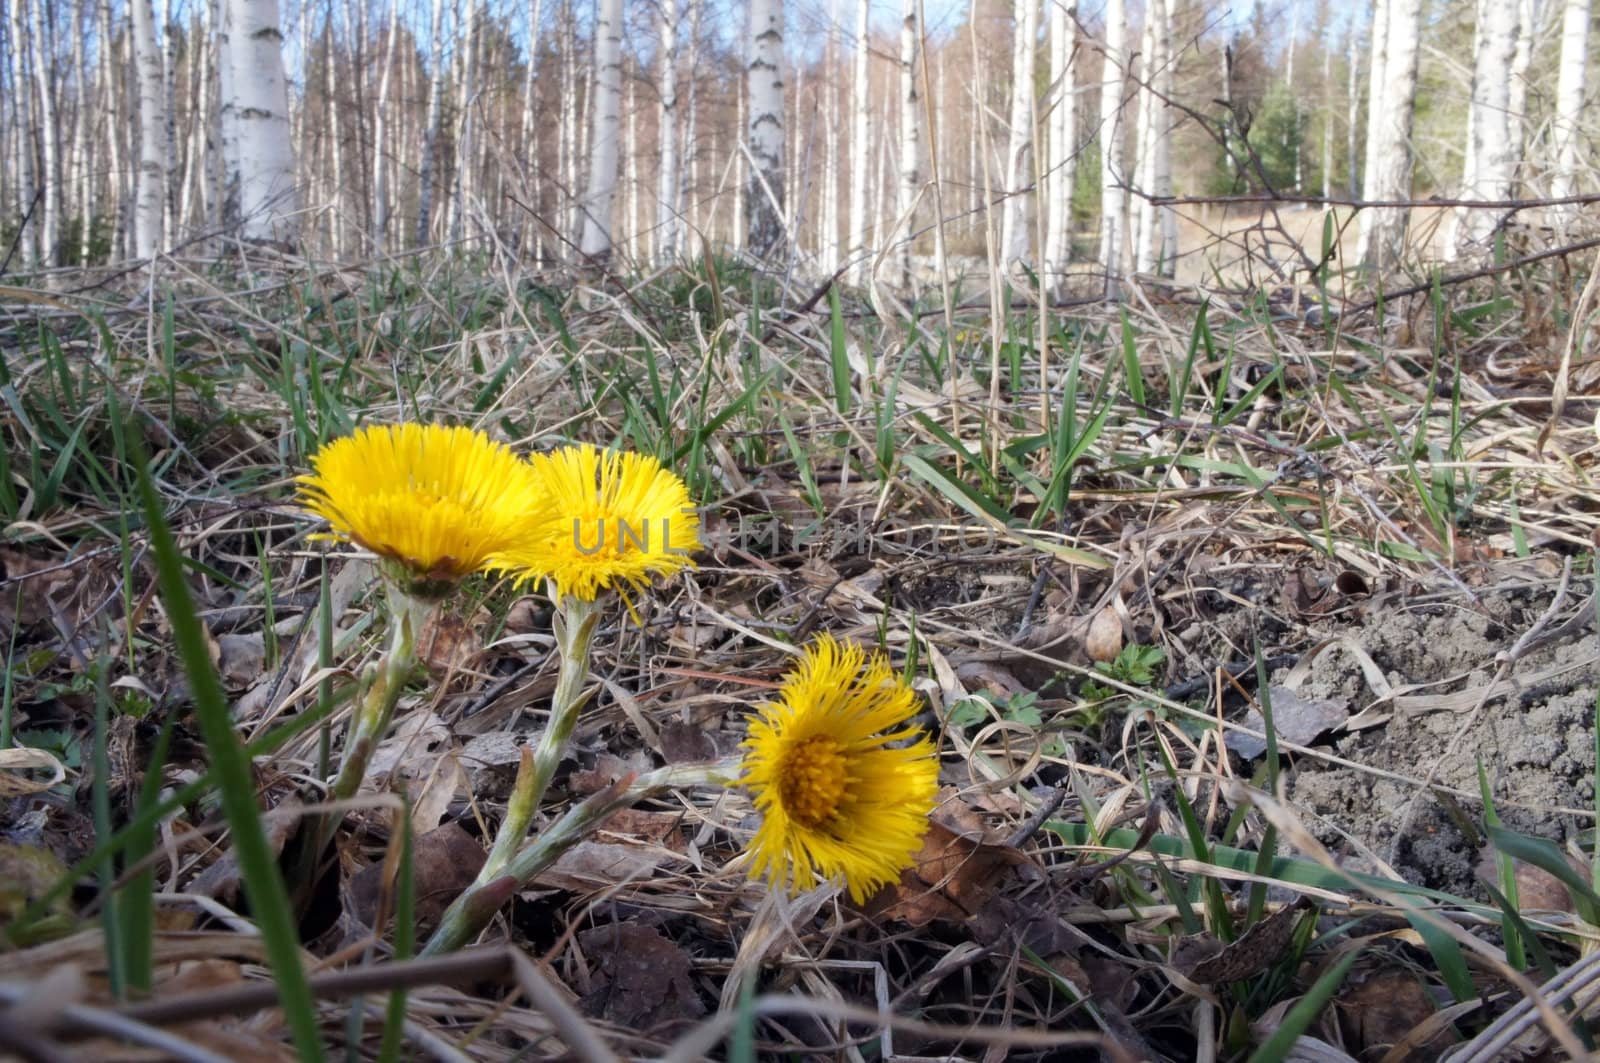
328, 583, 428, 804
422, 760, 735, 955
476, 592, 601, 882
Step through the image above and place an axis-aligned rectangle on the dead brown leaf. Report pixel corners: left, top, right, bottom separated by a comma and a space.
1336, 969, 1456, 1059
349, 821, 485, 930
576, 922, 704, 1030
154, 958, 245, 997
0, 746, 66, 796
1171, 900, 1308, 984
869, 790, 1036, 925
418, 607, 487, 677
659, 718, 718, 763
535, 839, 683, 893
0, 548, 73, 635
216, 633, 266, 690
1227, 686, 1349, 760
1085, 606, 1124, 662
595, 808, 684, 848
189, 805, 301, 904
1475, 845, 1590, 913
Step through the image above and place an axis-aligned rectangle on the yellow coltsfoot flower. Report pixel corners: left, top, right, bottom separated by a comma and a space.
740, 635, 939, 903
490, 444, 699, 601
297, 423, 545, 598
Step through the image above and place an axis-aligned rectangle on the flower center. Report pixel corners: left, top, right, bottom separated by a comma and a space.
778, 736, 848, 829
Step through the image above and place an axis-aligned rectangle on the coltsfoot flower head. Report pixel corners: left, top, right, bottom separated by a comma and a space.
740, 635, 939, 903
297, 423, 545, 598
489, 444, 699, 601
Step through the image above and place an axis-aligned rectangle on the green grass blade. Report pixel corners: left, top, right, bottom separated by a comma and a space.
377, 814, 416, 1063
134, 448, 326, 1061
91, 658, 125, 999
828, 285, 852, 416
1486, 825, 1600, 926
121, 720, 172, 996
1244, 946, 1361, 1063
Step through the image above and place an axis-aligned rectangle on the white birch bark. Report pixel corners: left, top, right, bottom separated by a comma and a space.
1358, 0, 1389, 206
324, 6, 346, 256
220, 0, 296, 246
1155, 0, 1178, 275
132, 0, 165, 258
682, 0, 702, 237
1454, 0, 1518, 254
746, 0, 785, 257
451, 7, 479, 244
414, 0, 446, 245
1321, 24, 1333, 201
159, 0, 176, 241
518, 0, 544, 257
372, 1, 400, 253
627, 75, 639, 260
1044, 0, 1076, 286
656, 0, 680, 263
1132, 11, 1155, 273
26, 0, 59, 263
176, 3, 209, 237
1507, 0, 1536, 167
1550, 0, 1592, 217
820, 0, 840, 271
895, 0, 919, 286
1356, 0, 1422, 271
71, 0, 91, 262
848, 0, 869, 280
578, 0, 622, 260
1098, 0, 1126, 297
4, 1, 33, 256
1346, 23, 1359, 195
1001, 0, 1038, 267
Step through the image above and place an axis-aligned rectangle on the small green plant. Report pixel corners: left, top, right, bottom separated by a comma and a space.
946, 689, 1068, 758
1085, 642, 1165, 695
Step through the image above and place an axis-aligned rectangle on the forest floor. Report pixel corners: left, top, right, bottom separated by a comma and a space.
1, 244, 1599, 1061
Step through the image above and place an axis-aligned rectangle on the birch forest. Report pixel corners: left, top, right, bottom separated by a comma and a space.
2, 0, 1596, 284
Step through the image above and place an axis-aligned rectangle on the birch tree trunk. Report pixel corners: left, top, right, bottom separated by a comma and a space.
4, 0, 35, 259
1507, 0, 1536, 168
1154, 0, 1177, 277
518, 0, 543, 258
1044, 0, 1076, 287
656, 0, 680, 263
895, 0, 919, 287
1357, 0, 1390, 206
844, 0, 870, 278
682, 0, 702, 238
849, 0, 870, 280
1356, 0, 1422, 271
1321, 25, 1333, 201
819, 0, 840, 271
1346, 24, 1359, 195
159, 0, 177, 242
372, 1, 400, 253
745, 0, 785, 258
26, 0, 60, 264
414, 0, 446, 246
221, 0, 296, 246
132, 0, 166, 258
1001, 0, 1038, 267
1453, 0, 1518, 255
1098, 0, 1126, 297
1550, 0, 1592, 221
70, 0, 91, 262
577, 0, 622, 260
452, 7, 479, 244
